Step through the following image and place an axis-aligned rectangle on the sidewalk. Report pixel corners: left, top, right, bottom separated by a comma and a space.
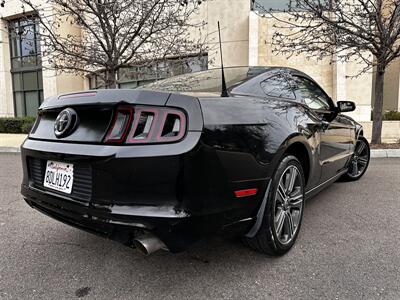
0, 134, 27, 152
1, 133, 399, 157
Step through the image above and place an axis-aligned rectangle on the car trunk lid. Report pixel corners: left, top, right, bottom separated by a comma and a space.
42, 90, 171, 109
29, 89, 202, 144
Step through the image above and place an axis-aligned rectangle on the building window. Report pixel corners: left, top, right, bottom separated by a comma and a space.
9, 17, 43, 117
251, 0, 293, 11
89, 55, 208, 90
251, 0, 334, 12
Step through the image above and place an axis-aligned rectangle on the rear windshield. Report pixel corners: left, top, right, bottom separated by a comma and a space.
137, 67, 269, 93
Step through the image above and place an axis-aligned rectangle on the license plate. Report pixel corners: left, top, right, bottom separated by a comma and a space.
43, 161, 74, 194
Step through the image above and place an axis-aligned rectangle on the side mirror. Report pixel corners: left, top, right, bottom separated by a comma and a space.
337, 101, 356, 112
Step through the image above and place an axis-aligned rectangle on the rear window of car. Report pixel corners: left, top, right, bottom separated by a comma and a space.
137, 67, 269, 93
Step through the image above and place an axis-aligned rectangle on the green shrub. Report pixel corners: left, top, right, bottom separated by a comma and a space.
21, 120, 35, 133
371, 110, 400, 121
0, 116, 36, 134
0, 118, 22, 133
383, 111, 400, 121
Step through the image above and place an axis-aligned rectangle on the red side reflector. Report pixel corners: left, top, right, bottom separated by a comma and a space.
234, 188, 258, 198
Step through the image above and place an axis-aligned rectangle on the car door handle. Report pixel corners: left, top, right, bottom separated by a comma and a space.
308, 121, 329, 132
319, 120, 330, 131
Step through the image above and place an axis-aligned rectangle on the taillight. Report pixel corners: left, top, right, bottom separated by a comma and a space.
104, 106, 133, 143
126, 107, 159, 143
157, 110, 186, 142
104, 105, 186, 144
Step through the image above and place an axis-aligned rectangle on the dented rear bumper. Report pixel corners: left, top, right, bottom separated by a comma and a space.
21, 183, 197, 252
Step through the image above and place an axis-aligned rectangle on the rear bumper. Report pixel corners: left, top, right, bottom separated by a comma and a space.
20, 136, 268, 252
21, 184, 198, 252
20, 136, 208, 252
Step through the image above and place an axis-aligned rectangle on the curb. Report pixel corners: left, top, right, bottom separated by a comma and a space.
370, 149, 400, 158
1, 147, 400, 157
0, 147, 20, 153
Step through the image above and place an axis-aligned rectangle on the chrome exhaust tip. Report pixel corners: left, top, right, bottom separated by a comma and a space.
133, 233, 167, 255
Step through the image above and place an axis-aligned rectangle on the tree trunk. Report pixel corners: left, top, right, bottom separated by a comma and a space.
105, 68, 118, 89
371, 67, 385, 144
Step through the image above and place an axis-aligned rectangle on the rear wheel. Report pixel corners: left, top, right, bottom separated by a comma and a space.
243, 155, 305, 256
341, 136, 370, 182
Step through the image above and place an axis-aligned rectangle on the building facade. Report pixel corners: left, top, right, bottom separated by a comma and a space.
1, 0, 399, 121
0, 0, 84, 117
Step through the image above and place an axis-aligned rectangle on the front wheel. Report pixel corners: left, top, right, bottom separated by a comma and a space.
341, 136, 370, 182
243, 155, 305, 256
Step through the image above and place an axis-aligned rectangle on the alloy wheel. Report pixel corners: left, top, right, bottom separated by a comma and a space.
348, 139, 369, 178
274, 165, 304, 245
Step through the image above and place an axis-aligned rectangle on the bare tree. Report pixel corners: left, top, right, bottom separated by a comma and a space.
257, 0, 400, 144
20, 0, 207, 88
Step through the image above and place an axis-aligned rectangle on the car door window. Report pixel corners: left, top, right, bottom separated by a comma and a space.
260, 74, 296, 100
289, 76, 331, 110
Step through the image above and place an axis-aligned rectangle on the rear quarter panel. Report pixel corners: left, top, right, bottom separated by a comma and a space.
188, 96, 319, 224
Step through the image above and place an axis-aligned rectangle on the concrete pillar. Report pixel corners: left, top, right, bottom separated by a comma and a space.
382, 59, 400, 111
205, 0, 251, 68
0, 19, 14, 117
343, 60, 373, 121
41, 4, 84, 97
248, 11, 259, 66
332, 55, 347, 102
397, 74, 400, 111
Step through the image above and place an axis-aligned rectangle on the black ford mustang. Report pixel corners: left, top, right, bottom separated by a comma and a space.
21, 67, 370, 255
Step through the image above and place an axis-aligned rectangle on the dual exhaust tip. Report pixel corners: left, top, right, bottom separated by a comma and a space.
133, 233, 168, 255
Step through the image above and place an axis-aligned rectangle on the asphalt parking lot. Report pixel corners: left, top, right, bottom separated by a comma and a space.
0, 153, 399, 299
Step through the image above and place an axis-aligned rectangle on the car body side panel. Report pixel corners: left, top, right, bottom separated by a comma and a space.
197, 96, 322, 222
319, 115, 354, 182
340, 114, 362, 151
165, 93, 204, 131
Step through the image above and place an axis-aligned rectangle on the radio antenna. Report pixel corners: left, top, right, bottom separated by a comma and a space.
217, 21, 229, 97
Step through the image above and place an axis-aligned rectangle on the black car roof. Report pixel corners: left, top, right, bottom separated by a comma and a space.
137, 66, 312, 96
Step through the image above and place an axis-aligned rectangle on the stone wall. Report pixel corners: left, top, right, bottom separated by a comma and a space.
360, 121, 400, 143
254, 12, 373, 121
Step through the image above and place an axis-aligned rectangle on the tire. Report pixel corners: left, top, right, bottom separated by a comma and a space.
243, 154, 305, 256
340, 136, 370, 182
